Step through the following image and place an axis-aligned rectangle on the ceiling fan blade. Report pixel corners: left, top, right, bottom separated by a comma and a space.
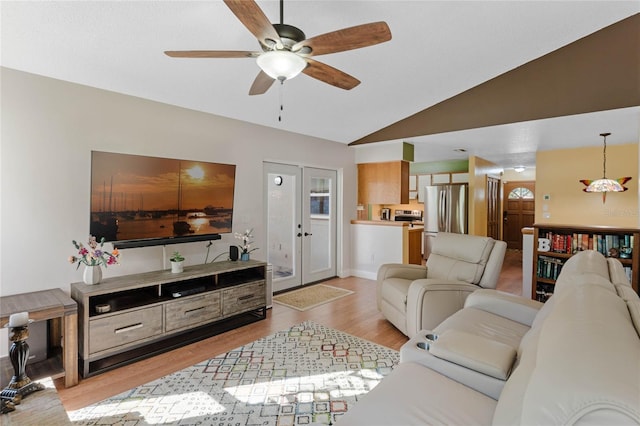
249, 70, 276, 95
292, 21, 391, 56
224, 0, 282, 49
164, 50, 260, 58
303, 58, 360, 90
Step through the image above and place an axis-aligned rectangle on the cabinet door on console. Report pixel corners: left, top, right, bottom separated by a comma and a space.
89, 305, 163, 354
223, 282, 266, 316
165, 292, 222, 332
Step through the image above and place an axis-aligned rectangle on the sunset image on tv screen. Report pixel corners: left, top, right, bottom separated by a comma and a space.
90, 151, 236, 243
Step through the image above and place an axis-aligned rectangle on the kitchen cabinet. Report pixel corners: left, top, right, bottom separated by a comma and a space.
416, 173, 468, 203
416, 175, 431, 202
406, 226, 424, 265
451, 172, 469, 183
358, 161, 409, 204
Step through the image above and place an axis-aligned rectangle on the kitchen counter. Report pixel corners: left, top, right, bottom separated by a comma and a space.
350, 221, 424, 279
351, 220, 424, 230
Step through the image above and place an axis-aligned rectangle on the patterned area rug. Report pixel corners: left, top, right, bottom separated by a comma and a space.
68, 321, 399, 425
273, 285, 354, 311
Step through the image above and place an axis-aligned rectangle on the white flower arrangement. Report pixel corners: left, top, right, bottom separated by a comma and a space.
235, 228, 258, 254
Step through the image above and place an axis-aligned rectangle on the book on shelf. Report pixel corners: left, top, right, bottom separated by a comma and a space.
539, 230, 633, 259
537, 255, 564, 280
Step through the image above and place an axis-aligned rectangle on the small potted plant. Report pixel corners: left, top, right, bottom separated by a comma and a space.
234, 228, 259, 261
170, 251, 185, 273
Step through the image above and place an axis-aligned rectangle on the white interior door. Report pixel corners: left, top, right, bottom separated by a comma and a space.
264, 163, 336, 292
302, 167, 337, 284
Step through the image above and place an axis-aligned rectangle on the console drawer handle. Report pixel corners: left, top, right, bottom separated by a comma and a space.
185, 306, 205, 315
115, 323, 143, 334
238, 294, 254, 301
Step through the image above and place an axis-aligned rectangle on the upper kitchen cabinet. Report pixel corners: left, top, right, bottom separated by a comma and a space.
358, 161, 409, 204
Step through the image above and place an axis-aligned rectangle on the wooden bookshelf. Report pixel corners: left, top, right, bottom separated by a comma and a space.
532, 224, 639, 301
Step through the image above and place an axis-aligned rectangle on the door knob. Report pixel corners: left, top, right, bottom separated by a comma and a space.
297, 232, 302, 237
304, 232, 313, 236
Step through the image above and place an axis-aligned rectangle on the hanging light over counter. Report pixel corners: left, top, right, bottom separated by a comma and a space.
579, 132, 631, 203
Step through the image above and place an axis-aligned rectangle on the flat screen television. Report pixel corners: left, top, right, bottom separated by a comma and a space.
90, 151, 235, 249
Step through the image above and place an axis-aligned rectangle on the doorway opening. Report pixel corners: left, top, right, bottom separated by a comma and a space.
503, 181, 535, 250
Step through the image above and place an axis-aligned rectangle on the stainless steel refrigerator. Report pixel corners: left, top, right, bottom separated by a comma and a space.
423, 184, 468, 259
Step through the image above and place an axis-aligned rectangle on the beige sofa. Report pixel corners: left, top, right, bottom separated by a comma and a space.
340, 250, 640, 425
377, 232, 507, 338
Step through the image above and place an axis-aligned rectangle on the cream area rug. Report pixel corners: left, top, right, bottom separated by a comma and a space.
273, 284, 354, 311
68, 321, 399, 425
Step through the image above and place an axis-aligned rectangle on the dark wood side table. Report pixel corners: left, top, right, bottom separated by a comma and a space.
0, 288, 78, 388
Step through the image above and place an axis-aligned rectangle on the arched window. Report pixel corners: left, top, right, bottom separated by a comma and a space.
508, 187, 534, 199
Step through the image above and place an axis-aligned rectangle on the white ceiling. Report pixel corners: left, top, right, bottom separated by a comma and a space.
2, 1, 639, 169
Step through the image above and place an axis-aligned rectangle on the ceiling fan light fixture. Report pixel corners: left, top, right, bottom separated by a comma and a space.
257, 51, 306, 81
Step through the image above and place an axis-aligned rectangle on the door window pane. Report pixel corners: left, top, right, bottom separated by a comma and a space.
268, 173, 295, 279
308, 176, 331, 273
508, 187, 534, 199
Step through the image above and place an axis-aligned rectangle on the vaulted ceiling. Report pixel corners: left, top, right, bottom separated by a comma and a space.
2, 1, 639, 169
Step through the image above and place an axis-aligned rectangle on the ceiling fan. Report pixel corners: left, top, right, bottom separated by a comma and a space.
165, 0, 392, 95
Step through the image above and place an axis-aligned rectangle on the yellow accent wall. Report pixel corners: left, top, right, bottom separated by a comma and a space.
535, 144, 638, 227
469, 156, 502, 236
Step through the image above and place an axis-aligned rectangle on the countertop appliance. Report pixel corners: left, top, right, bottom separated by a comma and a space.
394, 209, 423, 223
381, 208, 391, 221
423, 184, 468, 259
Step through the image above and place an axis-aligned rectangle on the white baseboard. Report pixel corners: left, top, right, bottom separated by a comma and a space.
349, 269, 377, 281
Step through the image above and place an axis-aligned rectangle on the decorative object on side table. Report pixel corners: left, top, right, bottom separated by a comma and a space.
1, 312, 45, 409
170, 251, 185, 273
235, 228, 258, 261
69, 235, 120, 284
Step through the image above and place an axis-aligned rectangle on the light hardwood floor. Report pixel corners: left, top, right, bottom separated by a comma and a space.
56, 249, 523, 411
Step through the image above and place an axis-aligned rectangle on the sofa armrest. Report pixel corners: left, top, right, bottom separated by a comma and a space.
376, 263, 427, 312
464, 289, 543, 327
377, 263, 427, 281
428, 330, 517, 380
406, 279, 480, 337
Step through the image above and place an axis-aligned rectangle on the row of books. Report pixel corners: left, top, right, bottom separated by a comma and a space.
538, 259, 633, 281
538, 231, 633, 258
536, 255, 564, 280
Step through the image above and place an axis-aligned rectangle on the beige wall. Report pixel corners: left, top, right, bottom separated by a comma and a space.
0, 67, 357, 301
469, 156, 502, 236
535, 144, 638, 227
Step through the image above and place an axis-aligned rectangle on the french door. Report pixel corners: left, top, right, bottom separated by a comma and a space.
264, 162, 337, 292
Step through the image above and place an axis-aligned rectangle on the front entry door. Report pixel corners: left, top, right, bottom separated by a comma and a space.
503, 181, 535, 250
264, 162, 337, 292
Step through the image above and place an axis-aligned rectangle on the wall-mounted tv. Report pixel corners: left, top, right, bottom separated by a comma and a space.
90, 151, 235, 249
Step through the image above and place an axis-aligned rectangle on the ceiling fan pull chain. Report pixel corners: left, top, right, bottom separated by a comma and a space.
278, 79, 285, 122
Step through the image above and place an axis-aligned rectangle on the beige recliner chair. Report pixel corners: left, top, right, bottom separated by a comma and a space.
377, 232, 507, 338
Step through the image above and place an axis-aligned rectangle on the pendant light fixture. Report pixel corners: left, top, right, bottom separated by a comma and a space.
579, 132, 631, 203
